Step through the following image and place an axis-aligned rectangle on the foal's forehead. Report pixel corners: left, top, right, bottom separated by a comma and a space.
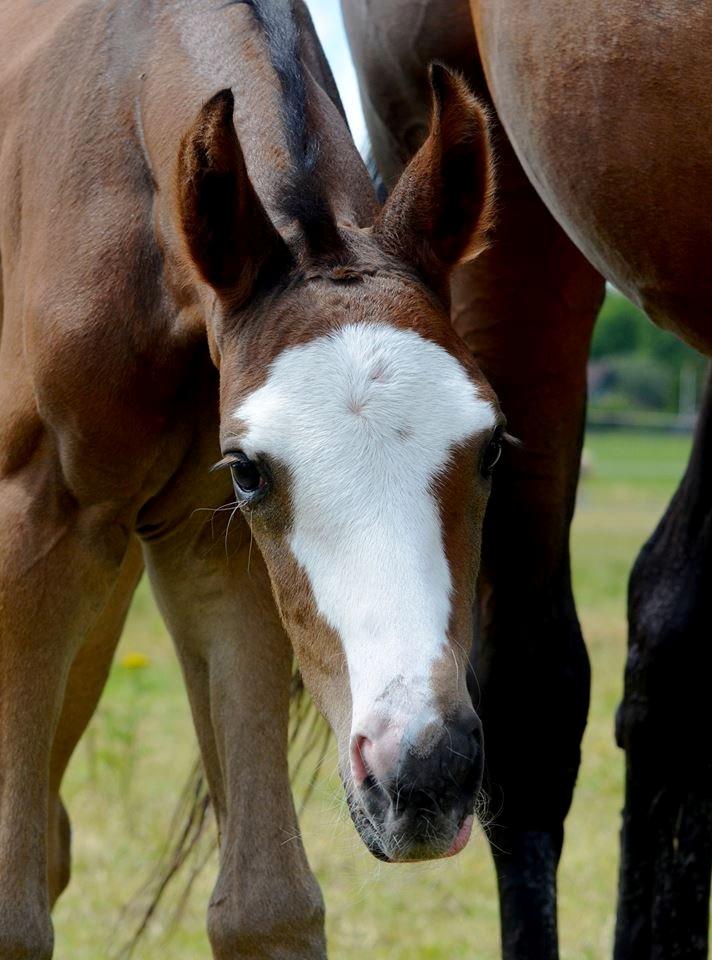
233, 325, 492, 447
232, 324, 496, 459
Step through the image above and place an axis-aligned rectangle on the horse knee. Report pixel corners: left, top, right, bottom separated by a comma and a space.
207, 878, 325, 960
617, 526, 709, 757
47, 799, 71, 906
477, 589, 590, 826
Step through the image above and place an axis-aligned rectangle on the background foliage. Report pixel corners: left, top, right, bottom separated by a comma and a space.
590, 291, 707, 415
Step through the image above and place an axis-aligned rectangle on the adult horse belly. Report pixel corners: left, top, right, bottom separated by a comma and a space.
473, 0, 712, 347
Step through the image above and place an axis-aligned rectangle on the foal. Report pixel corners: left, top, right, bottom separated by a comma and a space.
0, 1, 500, 955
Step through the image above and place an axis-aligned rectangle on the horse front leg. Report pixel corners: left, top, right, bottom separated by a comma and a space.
0, 468, 131, 959
47, 536, 144, 906
614, 373, 712, 960
451, 120, 604, 957
143, 514, 326, 960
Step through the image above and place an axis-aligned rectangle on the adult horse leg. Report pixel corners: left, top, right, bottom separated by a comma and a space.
453, 132, 603, 960
0, 465, 132, 958
47, 538, 143, 905
342, 2, 604, 954
142, 512, 326, 960
615, 373, 712, 960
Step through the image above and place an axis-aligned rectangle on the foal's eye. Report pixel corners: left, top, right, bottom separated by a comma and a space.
481, 428, 503, 478
226, 452, 267, 500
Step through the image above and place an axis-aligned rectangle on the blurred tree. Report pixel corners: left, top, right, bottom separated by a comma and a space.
590, 290, 707, 415
591, 291, 645, 357
604, 355, 672, 410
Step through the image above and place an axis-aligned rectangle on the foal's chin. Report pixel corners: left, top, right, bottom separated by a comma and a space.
345, 783, 478, 864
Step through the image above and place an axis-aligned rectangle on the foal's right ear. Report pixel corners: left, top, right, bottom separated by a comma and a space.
177, 89, 292, 305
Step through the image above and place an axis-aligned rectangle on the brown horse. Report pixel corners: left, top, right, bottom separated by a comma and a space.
0, 1, 508, 956
342, 0, 712, 958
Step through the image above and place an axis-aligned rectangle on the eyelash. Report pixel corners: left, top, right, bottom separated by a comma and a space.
213, 451, 269, 503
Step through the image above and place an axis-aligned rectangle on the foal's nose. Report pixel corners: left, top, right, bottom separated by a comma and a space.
350, 709, 484, 861
391, 711, 484, 809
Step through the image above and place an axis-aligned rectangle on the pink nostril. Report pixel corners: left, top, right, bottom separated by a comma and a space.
350, 725, 402, 786
350, 734, 372, 786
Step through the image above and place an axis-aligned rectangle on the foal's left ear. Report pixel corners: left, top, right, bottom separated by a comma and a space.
374, 64, 493, 289
177, 89, 292, 305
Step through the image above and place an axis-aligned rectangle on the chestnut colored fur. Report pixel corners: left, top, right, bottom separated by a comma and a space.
1, 2, 499, 957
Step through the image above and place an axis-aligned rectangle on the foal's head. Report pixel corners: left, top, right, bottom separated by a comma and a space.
176, 66, 501, 862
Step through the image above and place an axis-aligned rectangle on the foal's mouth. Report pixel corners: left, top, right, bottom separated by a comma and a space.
345, 784, 477, 863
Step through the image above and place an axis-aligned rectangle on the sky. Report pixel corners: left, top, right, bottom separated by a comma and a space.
303, 0, 368, 149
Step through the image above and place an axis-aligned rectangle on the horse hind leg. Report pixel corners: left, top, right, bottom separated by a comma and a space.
458, 153, 603, 960
47, 537, 143, 906
615, 371, 712, 960
443, 49, 603, 960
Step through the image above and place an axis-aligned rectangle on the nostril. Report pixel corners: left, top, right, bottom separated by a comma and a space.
463, 712, 483, 747
465, 711, 483, 743
350, 723, 402, 787
445, 713, 484, 793
350, 734, 372, 786
470, 719, 483, 749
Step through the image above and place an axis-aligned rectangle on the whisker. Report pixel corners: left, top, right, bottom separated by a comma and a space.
224, 500, 247, 557
247, 508, 255, 575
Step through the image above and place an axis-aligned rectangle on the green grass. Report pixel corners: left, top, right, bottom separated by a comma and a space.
52, 429, 692, 960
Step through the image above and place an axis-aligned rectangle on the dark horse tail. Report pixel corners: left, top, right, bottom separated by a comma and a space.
114, 667, 329, 959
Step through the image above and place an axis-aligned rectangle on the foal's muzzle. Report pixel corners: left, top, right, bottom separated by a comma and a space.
347, 710, 484, 862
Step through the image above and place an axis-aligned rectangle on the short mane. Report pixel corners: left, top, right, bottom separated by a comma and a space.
228, 0, 344, 258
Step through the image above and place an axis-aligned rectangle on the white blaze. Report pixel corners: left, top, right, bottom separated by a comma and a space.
234, 324, 496, 728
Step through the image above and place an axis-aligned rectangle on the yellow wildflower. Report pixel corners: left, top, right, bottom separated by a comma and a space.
120, 651, 151, 670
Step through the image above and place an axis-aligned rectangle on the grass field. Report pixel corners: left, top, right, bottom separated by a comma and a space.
52, 430, 692, 960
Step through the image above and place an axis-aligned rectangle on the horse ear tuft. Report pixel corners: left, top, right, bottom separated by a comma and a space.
176, 88, 292, 305
373, 64, 494, 290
